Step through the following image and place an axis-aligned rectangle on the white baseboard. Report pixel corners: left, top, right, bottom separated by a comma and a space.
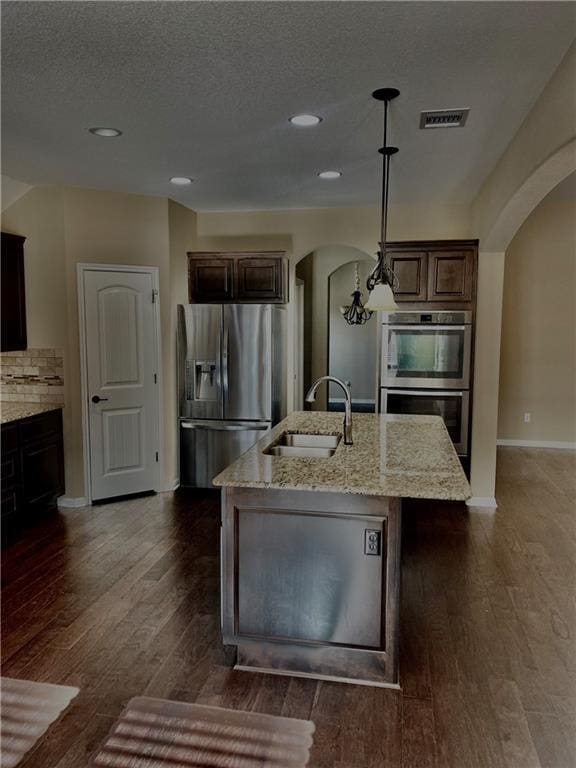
158, 479, 179, 492
497, 439, 576, 450
57, 496, 89, 509
466, 496, 498, 510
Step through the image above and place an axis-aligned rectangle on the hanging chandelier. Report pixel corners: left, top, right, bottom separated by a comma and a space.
340, 262, 373, 326
365, 88, 400, 312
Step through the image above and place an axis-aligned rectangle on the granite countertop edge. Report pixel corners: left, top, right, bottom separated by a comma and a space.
1, 402, 64, 425
213, 411, 472, 501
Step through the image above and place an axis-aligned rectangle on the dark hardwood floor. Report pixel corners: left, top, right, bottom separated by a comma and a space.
1, 448, 574, 767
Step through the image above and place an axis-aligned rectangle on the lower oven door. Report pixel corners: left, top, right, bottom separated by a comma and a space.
381, 389, 469, 455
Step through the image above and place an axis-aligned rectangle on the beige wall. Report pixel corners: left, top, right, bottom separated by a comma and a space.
1, 186, 67, 348
468, 41, 576, 505
1, 186, 197, 499
474, 41, 576, 251
498, 199, 576, 444
197, 203, 472, 259
1, 174, 32, 212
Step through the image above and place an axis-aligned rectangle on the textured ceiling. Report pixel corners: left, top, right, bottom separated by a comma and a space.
1, 2, 574, 211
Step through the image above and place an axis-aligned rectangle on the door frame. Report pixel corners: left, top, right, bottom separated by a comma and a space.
293, 280, 304, 410
77, 263, 163, 504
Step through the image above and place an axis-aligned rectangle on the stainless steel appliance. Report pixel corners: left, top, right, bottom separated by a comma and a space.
380, 388, 469, 455
380, 311, 472, 457
381, 310, 472, 389
177, 304, 286, 487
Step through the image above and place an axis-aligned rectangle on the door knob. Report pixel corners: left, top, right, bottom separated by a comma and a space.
91, 395, 109, 403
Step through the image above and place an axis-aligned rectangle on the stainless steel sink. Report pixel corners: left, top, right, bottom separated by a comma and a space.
280, 433, 341, 449
264, 432, 341, 458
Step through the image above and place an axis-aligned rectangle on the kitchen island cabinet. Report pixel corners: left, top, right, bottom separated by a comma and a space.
213, 411, 470, 687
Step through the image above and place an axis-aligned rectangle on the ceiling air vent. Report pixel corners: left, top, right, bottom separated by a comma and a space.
419, 109, 470, 129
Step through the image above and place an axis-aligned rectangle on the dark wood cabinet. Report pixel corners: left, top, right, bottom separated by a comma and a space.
188, 257, 235, 302
427, 250, 474, 302
387, 240, 477, 305
188, 252, 287, 304
1, 232, 27, 351
388, 251, 428, 301
1, 409, 64, 530
236, 257, 286, 301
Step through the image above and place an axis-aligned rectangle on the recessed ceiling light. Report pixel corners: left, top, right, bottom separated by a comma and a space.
318, 170, 341, 179
289, 114, 322, 127
88, 127, 122, 137
169, 176, 193, 185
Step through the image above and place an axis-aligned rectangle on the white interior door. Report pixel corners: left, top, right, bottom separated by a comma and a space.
82, 268, 160, 501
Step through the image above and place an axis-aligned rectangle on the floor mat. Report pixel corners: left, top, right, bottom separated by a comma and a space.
90, 696, 315, 767
0, 677, 79, 767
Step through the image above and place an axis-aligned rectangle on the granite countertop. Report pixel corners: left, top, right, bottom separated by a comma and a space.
1, 402, 63, 425
213, 411, 471, 500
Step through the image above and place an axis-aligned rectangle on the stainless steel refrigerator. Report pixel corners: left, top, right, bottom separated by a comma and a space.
177, 304, 286, 487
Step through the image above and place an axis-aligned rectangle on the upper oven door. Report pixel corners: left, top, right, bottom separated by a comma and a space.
381, 323, 471, 389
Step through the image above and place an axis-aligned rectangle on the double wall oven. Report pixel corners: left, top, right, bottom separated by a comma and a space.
380, 311, 472, 456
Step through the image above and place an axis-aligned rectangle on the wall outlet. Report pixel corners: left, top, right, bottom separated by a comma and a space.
524, 412, 531, 423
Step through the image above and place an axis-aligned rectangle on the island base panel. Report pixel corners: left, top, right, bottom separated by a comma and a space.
221, 487, 401, 688
235, 639, 400, 688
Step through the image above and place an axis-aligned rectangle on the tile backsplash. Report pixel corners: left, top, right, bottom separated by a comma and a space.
0, 348, 64, 404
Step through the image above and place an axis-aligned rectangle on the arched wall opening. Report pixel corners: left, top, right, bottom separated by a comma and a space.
470, 142, 576, 506
328, 260, 377, 413
294, 245, 376, 411
497, 172, 576, 449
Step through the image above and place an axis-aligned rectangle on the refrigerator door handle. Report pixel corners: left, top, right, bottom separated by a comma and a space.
222, 322, 229, 415
181, 422, 270, 432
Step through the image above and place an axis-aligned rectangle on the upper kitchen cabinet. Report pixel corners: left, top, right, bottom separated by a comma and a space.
388, 240, 478, 305
427, 250, 475, 302
188, 256, 235, 302
1, 232, 27, 351
188, 252, 288, 304
388, 251, 428, 301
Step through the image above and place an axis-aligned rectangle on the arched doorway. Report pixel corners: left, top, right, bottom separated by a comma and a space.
470, 140, 576, 506
328, 260, 377, 412
294, 245, 376, 410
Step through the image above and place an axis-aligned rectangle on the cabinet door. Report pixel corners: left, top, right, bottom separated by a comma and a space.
188, 257, 235, 302
389, 251, 427, 301
21, 436, 65, 513
1, 424, 20, 520
236, 257, 287, 302
1, 233, 27, 351
427, 251, 474, 302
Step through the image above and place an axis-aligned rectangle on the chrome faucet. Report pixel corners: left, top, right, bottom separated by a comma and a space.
305, 376, 353, 445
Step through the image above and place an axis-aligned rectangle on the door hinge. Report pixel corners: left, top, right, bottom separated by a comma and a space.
155, 451, 159, 462
154, 373, 157, 383
152, 289, 159, 303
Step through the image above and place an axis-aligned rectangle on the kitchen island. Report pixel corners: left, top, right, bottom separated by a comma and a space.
213, 411, 470, 688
